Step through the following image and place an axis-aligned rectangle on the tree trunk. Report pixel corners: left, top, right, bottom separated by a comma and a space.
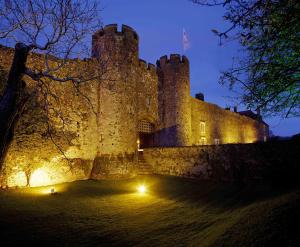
0, 43, 30, 170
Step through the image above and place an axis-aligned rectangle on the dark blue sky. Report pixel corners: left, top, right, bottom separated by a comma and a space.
101, 0, 299, 136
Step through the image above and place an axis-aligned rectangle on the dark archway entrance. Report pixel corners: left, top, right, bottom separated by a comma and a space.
139, 133, 154, 149
138, 120, 155, 149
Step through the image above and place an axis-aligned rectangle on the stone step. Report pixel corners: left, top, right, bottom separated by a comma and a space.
137, 160, 153, 174
138, 161, 149, 166
139, 167, 151, 170
138, 168, 153, 173
139, 164, 152, 169
138, 171, 153, 175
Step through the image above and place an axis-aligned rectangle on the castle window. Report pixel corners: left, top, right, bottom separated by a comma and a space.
200, 137, 206, 145
200, 121, 206, 136
214, 138, 220, 145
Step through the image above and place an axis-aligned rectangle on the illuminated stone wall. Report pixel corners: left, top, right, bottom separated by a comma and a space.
136, 59, 158, 124
154, 54, 267, 148
0, 24, 268, 188
90, 24, 158, 179
191, 98, 268, 145
0, 45, 100, 187
0, 24, 159, 187
156, 55, 191, 146
91, 24, 139, 159
143, 140, 300, 182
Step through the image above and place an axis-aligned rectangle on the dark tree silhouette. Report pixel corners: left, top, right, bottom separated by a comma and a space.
192, 0, 300, 118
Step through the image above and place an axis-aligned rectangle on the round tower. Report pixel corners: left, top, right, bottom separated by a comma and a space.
92, 24, 139, 62
156, 54, 191, 146
91, 24, 139, 178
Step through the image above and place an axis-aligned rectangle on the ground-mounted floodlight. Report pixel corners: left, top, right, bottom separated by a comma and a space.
137, 185, 146, 194
50, 187, 57, 195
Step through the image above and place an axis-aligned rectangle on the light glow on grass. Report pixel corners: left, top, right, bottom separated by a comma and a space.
0, 177, 297, 246
27, 184, 65, 195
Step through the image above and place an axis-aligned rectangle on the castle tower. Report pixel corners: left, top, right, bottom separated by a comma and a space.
91, 24, 139, 178
156, 54, 192, 146
92, 24, 139, 62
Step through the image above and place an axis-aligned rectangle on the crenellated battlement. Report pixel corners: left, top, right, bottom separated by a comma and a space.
92, 24, 139, 60
122, 25, 139, 40
92, 24, 138, 41
103, 24, 118, 33
156, 54, 189, 68
147, 63, 156, 72
139, 59, 147, 69
138, 59, 156, 74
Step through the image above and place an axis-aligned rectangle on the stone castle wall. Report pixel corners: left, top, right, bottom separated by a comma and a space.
92, 24, 139, 157
136, 59, 158, 124
191, 98, 268, 145
0, 24, 268, 188
143, 140, 299, 183
0, 45, 100, 187
154, 54, 267, 148
0, 24, 159, 186
90, 24, 158, 179
156, 55, 191, 146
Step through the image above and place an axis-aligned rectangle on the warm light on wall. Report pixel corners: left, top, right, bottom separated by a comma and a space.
29, 168, 52, 187
7, 171, 27, 187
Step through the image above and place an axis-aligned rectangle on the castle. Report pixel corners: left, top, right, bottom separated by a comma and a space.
0, 24, 268, 188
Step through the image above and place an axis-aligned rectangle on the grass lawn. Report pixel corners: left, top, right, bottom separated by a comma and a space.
0, 175, 299, 246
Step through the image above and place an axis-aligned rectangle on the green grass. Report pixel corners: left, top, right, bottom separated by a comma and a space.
0, 175, 299, 246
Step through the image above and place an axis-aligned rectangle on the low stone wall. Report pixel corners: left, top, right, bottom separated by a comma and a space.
143, 140, 300, 183
0, 158, 93, 188
91, 154, 138, 179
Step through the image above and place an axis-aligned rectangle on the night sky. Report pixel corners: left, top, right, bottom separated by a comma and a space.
101, 0, 299, 137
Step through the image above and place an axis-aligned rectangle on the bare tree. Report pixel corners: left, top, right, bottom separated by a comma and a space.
0, 0, 102, 169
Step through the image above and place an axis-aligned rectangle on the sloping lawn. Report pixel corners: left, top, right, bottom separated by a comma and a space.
0, 175, 299, 246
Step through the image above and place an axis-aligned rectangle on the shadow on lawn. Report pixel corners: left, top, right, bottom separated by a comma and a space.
62, 179, 135, 198
57, 175, 297, 212
130, 175, 299, 210
1, 175, 299, 247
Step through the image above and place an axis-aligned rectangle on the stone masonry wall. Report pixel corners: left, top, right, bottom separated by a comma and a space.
0, 24, 160, 187
92, 24, 139, 158
191, 98, 268, 145
90, 24, 158, 179
0, 23, 269, 188
137, 59, 158, 124
0, 45, 100, 187
156, 55, 191, 146
143, 140, 300, 183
